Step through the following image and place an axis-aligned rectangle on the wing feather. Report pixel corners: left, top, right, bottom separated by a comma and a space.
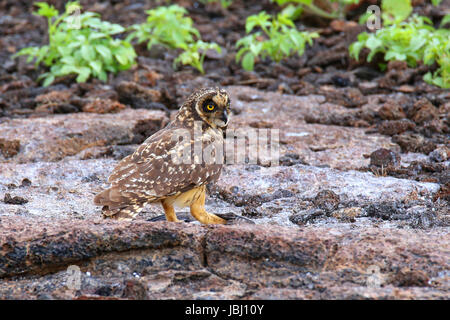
106, 127, 222, 200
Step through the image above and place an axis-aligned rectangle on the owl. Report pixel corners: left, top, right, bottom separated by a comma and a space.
94, 87, 231, 224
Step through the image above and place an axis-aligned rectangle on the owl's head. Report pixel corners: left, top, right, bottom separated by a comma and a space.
189, 87, 231, 129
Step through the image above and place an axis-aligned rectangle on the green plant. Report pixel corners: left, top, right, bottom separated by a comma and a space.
236, 11, 318, 71
271, 0, 359, 20
381, 0, 412, 25
127, 5, 200, 51
350, 15, 450, 88
199, 0, 233, 9
431, 0, 443, 6
440, 13, 450, 28
14, 1, 136, 86
127, 5, 220, 73
422, 28, 449, 88
359, 0, 435, 28
174, 41, 221, 74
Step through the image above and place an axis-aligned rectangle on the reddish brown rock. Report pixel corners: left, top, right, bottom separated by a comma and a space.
227, 86, 394, 170
429, 146, 449, 163
369, 148, 401, 168
387, 60, 408, 72
0, 217, 448, 299
204, 224, 449, 298
378, 119, 415, 136
0, 85, 447, 300
0, 217, 206, 278
409, 98, 439, 124
388, 268, 430, 287
318, 86, 367, 108
0, 109, 168, 162
313, 190, 340, 213
115, 81, 163, 109
378, 100, 406, 120
0, 138, 20, 158
378, 61, 417, 88
82, 99, 126, 114
331, 207, 362, 222
3, 193, 28, 205
330, 20, 359, 32
392, 133, 436, 154
35, 90, 72, 105
34, 89, 79, 114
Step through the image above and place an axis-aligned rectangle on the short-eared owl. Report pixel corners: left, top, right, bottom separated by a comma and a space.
94, 87, 230, 224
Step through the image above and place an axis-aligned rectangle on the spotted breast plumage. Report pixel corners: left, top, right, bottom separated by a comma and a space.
94, 87, 231, 224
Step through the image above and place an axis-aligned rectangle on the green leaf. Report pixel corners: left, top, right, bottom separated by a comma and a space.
251, 43, 264, 57
98, 70, 108, 82
34, 2, 58, 18
61, 56, 77, 66
408, 36, 426, 52
235, 47, 249, 63
89, 60, 102, 74
114, 51, 128, 65
246, 12, 271, 33
81, 44, 96, 61
280, 40, 291, 56
88, 32, 107, 40
382, 0, 412, 23
385, 51, 406, 61
59, 65, 77, 75
95, 44, 112, 63
242, 52, 255, 71
280, 5, 303, 21
440, 14, 450, 27
236, 10, 317, 69
42, 74, 55, 87
57, 46, 72, 57
76, 67, 91, 83
365, 35, 383, 51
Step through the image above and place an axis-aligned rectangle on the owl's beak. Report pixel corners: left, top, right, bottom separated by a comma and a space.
220, 109, 228, 125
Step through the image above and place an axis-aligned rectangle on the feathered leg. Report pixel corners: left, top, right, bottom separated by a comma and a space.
189, 188, 226, 224
161, 199, 180, 222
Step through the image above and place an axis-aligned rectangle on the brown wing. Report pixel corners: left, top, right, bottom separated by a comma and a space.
107, 127, 222, 202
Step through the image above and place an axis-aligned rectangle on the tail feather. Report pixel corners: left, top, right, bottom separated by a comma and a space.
94, 187, 123, 206
94, 187, 146, 220
101, 204, 145, 221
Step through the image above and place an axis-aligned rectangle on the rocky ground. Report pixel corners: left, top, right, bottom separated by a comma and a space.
1, 86, 449, 299
0, 0, 449, 300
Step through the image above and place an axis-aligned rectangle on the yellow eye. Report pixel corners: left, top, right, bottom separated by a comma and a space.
206, 104, 215, 111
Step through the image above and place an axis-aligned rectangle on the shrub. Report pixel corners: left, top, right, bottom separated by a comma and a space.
350, 15, 450, 88
15, 1, 136, 86
271, 0, 359, 20
199, 0, 233, 9
127, 5, 221, 73
236, 11, 318, 71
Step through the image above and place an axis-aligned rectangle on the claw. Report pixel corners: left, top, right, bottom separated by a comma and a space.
148, 212, 254, 225
215, 213, 255, 225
